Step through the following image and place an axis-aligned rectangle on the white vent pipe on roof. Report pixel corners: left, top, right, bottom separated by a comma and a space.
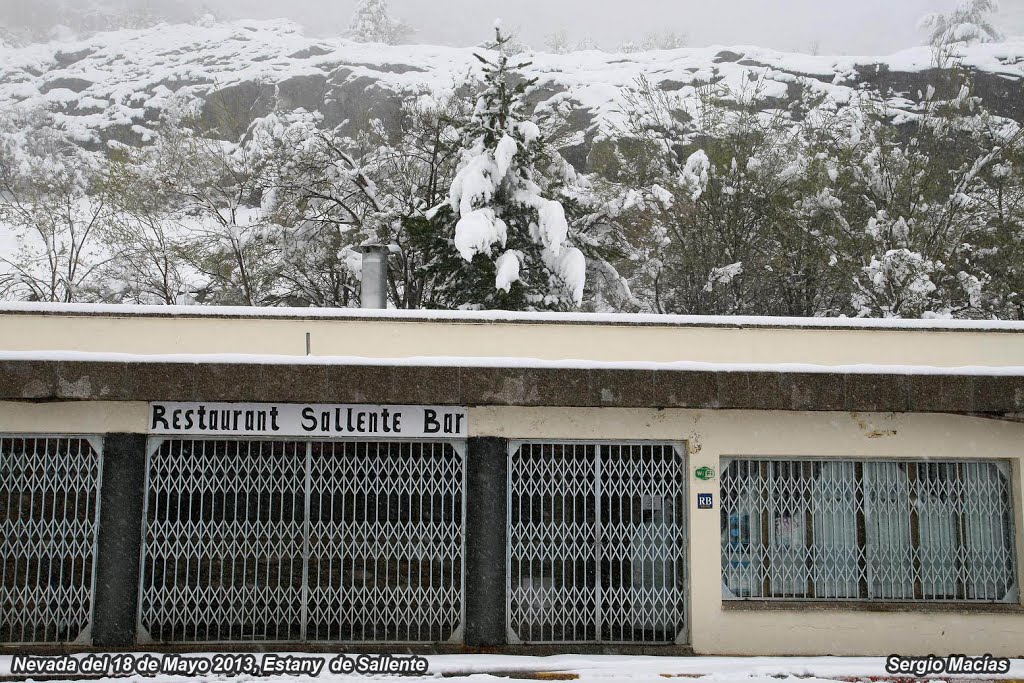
359, 244, 389, 309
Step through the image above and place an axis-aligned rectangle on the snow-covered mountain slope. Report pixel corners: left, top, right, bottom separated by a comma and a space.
1, 19, 1023, 163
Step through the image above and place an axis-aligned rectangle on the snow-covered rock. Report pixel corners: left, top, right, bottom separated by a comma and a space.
1, 19, 1022, 164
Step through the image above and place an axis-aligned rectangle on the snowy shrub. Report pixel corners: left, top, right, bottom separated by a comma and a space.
606, 64, 1023, 318
345, 0, 413, 45
0, 109, 111, 302
920, 0, 1003, 49
854, 249, 940, 318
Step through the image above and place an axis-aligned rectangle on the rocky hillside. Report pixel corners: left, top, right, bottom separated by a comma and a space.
1, 19, 1023, 170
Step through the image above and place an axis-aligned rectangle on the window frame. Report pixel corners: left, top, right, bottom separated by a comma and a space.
720, 456, 1020, 604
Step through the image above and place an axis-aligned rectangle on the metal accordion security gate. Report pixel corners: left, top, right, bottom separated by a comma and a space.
507, 442, 687, 644
138, 438, 465, 644
0, 436, 102, 644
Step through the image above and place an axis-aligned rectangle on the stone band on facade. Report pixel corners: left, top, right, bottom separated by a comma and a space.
1, 360, 1022, 414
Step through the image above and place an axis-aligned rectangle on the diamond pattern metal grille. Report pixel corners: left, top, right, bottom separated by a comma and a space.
721, 459, 1018, 602
0, 436, 101, 644
508, 443, 686, 644
139, 439, 464, 643
306, 441, 463, 642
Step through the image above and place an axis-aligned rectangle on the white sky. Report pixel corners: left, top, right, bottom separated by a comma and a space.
222, 0, 1024, 54
2, 0, 1022, 52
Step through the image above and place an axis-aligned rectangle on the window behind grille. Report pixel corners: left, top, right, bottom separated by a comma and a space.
720, 458, 1018, 602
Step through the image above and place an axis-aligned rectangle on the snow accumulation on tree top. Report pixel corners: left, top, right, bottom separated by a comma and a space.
440, 26, 585, 308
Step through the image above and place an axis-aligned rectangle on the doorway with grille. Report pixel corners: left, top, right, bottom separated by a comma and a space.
507, 441, 688, 644
0, 436, 102, 645
137, 438, 465, 644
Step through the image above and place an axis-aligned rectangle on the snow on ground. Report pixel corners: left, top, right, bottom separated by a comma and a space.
1, 654, 1023, 683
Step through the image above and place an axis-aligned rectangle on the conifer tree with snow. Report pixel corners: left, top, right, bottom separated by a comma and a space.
423, 23, 586, 310
345, 0, 412, 45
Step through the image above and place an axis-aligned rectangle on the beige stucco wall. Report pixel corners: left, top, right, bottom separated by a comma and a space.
3, 312, 1024, 367
472, 407, 1024, 657
0, 401, 148, 434
2, 400, 1022, 655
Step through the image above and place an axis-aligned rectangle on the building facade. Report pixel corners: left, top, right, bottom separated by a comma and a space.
0, 304, 1022, 656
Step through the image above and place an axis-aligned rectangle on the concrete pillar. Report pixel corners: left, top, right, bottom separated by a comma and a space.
92, 433, 148, 647
464, 437, 509, 646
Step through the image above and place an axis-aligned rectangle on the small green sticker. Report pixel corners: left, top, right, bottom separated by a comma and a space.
695, 465, 716, 481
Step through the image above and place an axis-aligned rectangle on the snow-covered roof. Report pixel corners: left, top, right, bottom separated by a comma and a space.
2, 349, 1024, 378
4, 304, 1024, 416
3, 301, 1024, 331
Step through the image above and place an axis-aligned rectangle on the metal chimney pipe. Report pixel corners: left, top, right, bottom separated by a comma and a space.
359, 244, 389, 309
